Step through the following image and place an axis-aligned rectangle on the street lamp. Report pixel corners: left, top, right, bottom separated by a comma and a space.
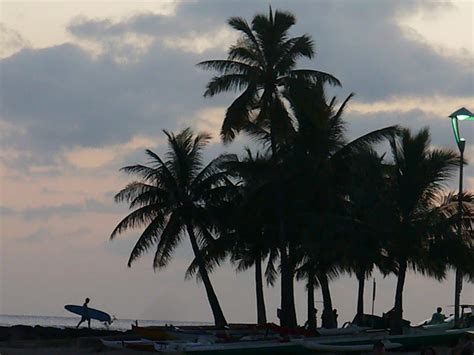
448, 107, 474, 325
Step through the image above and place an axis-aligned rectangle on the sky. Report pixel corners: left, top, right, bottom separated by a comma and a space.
0, 0, 473, 326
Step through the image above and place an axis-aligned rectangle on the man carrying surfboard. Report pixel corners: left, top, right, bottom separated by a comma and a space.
76, 298, 91, 329
65, 300, 112, 327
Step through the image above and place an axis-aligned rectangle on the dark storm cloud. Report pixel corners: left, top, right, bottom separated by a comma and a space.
68, 0, 473, 99
0, 44, 213, 153
0, 0, 472, 170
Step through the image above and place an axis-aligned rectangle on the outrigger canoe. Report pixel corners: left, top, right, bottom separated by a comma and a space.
101, 338, 155, 351
299, 326, 474, 350
303, 340, 402, 352
153, 340, 312, 354
132, 324, 270, 342
131, 325, 176, 340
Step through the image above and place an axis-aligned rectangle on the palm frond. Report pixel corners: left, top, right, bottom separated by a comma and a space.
275, 35, 314, 73
228, 17, 261, 55
153, 211, 184, 269
127, 214, 166, 266
203, 74, 252, 98
197, 60, 254, 74
192, 154, 238, 190
288, 69, 341, 87
110, 205, 162, 239
221, 83, 258, 143
334, 126, 400, 160
114, 182, 156, 204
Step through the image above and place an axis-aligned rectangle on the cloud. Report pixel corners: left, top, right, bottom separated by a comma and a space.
65, 1, 473, 98
0, 44, 211, 164
64, 135, 160, 169
21, 227, 51, 242
68, 11, 237, 59
162, 27, 237, 54
0, 24, 31, 58
0, 206, 15, 216
348, 95, 474, 117
1, 0, 472, 171
5, 198, 122, 221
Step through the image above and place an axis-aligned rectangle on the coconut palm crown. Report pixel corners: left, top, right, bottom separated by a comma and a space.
198, 7, 340, 148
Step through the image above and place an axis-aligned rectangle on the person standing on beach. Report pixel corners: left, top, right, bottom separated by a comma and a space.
76, 298, 91, 329
333, 309, 338, 328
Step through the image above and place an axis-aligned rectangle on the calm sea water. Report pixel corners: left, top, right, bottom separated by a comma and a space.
0, 314, 211, 331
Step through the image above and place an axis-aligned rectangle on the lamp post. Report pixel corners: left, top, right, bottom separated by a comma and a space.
448, 107, 474, 325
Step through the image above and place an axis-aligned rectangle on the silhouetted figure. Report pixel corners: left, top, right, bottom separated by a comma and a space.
76, 298, 91, 329
429, 307, 446, 324
321, 309, 331, 328
333, 309, 338, 328
383, 307, 396, 329
304, 308, 318, 330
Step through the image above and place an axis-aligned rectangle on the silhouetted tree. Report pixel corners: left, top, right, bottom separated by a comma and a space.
199, 7, 341, 327
286, 82, 398, 328
384, 128, 459, 334
111, 128, 237, 327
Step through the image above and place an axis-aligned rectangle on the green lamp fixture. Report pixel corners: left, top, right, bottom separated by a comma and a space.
449, 107, 474, 150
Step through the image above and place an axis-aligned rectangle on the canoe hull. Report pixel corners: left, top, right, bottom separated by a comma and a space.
154, 341, 313, 354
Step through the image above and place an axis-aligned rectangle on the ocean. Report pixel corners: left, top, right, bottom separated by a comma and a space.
0, 314, 212, 331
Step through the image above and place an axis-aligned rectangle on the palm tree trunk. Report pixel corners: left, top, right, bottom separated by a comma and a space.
186, 224, 227, 327
268, 98, 297, 329
391, 259, 407, 335
356, 271, 365, 325
317, 272, 336, 329
307, 273, 317, 331
279, 243, 297, 327
275, 186, 297, 328
255, 254, 267, 325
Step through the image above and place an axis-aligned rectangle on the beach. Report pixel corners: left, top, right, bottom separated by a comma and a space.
0, 324, 461, 354
0, 347, 151, 354
0, 324, 144, 354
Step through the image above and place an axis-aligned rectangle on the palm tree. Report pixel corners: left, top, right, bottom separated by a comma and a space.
110, 128, 237, 327
422, 191, 474, 291
186, 150, 279, 325
284, 82, 399, 329
384, 128, 459, 334
300, 269, 318, 332
296, 237, 340, 330
199, 9, 341, 326
228, 151, 278, 325
343, 148, 395, 325
230, 222, 274, 325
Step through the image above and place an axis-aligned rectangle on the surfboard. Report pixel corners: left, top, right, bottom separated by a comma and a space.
65, 304, 111, 322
